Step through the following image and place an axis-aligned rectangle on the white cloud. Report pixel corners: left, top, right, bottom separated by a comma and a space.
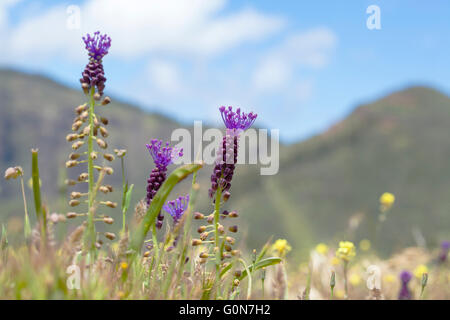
147, 60, 182, 94
3, 0, 285, 62
252, 27, 337, 93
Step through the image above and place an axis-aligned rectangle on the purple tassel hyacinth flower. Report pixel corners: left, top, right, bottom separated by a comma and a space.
163, 195, 190, 225
208, 106, 257, 200
146, 139, 183, 229
438, 240, 450, 263
398, 271, 413, 300
80, 31, 111, 96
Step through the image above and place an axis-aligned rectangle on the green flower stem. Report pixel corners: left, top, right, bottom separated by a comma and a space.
85, 87, 96, 252
152, 224, 159, 263
214, 187, 223, 297
343, 260, 349, 299
31, 149, 45, 245
19, 176, 31, 240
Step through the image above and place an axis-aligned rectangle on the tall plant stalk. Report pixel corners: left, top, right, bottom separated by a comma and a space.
85, 87, 96, 252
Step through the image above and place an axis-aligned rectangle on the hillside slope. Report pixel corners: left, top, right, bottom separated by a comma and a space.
1, 70, 450, 259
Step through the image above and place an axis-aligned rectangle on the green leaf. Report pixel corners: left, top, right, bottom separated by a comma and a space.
220, 262, 234, 279
238, 257, 282, 281
122, 184, 134, 214
129, 163, 203, 255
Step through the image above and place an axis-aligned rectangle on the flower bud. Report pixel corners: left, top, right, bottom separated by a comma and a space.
72, 120, 83, 131
66, 133, 78, 142
69, 200, 80, 207
105, 232, 116, 240
104, 167, 114, 175
229, 211, 239, 218
93, 93, 101, 101
101, 96, 111, 106
103, 216, 114, 224
82, 126, 91, 136
66, 212, 77, 219
192, 239, 202, 246
194, 212, 204, 220
103, 153, 114, 161
229, 225, 238, 233
106, 185, 113, 192
231, 250, 240, 256
100, 127, 109, 138
199, 252, 209, 259
226, 237, 235, 245
100, 117, 109, 125
207, 214, 214, 224
99, 186, 110, 194
225, 244, 232, 252
218, 224, 225, 234
234, 279, 240, 286
234, 270, 242, 278
197, 226, 206, 233
104, 201, 117, 208
222, 191, 231, 202
75, 104, 87, 114
96, 138, 107, 149
65, 160, 78, 168
200, 232, 209, 241
81, 83, 89, 94
72, 141, 84, 150
78, 173, 89, 182
70, 192, 82, 199
69, 153, 80, 160
65, 179, 77, 186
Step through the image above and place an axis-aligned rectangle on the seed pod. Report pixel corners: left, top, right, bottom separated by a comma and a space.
100, 117, 109, 125
194, 212, 204, 220
81, 83, 89, 94
69, 200, 80, 207
229, 225, 238, 233
105, 232, 116, 240
231, 250, 240, 256
82, 126, 90, 136
104, 201, 117, 208
65, 179, 77, 186
229, 211, 239, 218
226, 237, 235, 245
99, 186, 109, 194
222, 191, 231, 202
72, 141, 84, 150
65, 160, 78, 168
103, 153, 114, 161
66, 133, 78, 142
104, 167, 114, 175
101, 96, 111, 106
69, 153, 80, 160
200, 232, 209, 241
72, 120, 83, 131
75, 104, 87, 114
199, 252, 209, 259
197, 226, 206, 233
93, 93, 101, 101
70, 192, 82, 199
192, 239, 202, 246
66, 212, 77, 219
103, 216, 114, 224
96, 138, 107, 149
78, 173, 88, 181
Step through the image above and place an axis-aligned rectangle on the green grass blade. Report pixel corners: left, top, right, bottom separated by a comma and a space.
238, 257, 282, 281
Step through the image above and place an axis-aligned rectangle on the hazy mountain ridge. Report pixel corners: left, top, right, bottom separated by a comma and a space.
1, 69, 450, 259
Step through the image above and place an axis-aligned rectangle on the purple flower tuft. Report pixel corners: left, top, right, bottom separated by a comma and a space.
83, 31, 111, 62
439, 240, 450, 263
219, 106, 257, 131
163, 195, 190, 224
80, 31, 111, 96
441, 240, 450, 251
146, 139, 183, 170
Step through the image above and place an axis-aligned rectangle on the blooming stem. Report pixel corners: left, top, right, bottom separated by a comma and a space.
343, 261, 349, 299
85, 87, 96, 252
214, 187, 223, 297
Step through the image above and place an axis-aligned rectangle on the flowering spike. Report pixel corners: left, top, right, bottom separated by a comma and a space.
398, 271, 412, 300
146, 139, 183, 169
219, 106, 257, 131
163, 195, 190, 224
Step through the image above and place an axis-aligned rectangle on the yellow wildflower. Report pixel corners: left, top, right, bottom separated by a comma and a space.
120, 262, 128, 270
331, 257, 340, 266
335, 289, 345, 299
272, 239, 292, 257
349, 274, 362, 286
359, 239, 371, 251
315, 243, 329, 255
379, 192, 395, 209
413, 264, 428, 279
336, 241, 356, 262
383, 274, 396, 284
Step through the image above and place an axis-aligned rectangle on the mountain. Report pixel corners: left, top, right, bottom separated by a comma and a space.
1, 69, 450, 260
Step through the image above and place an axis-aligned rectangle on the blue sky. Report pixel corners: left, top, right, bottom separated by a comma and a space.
1, 0, 449, 143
